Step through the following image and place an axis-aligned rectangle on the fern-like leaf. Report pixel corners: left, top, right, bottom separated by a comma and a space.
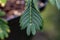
0, 18, 10, 40
20, 0, 43, 36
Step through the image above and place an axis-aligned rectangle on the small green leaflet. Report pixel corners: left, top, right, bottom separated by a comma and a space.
20, 0, 42, 36
0, 18, 10, 40
49, 0, 60, 10
33, 0, 39, 12
25, 0, 39, 12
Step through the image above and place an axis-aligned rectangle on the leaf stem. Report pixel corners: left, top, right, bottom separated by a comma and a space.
30, 0, 32, 23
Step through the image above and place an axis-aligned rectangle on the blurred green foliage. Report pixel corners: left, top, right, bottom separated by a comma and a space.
0, 11, 10, 40
0, 0, 7, 3
41, 2, 60, 40
0, 18, 10, 40
0, 0, 10, 39
0, 10, 5, 16
49, 0, 60, 10
0, 0, 7, 7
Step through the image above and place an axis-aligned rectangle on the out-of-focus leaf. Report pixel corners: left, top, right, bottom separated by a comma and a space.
56, 0, 60, 10
0, 18, 8, 24
0, 27, 4, 40
0, 0, 7, 7
0, 10, 5, 16
0, 18, 10, 40
0, 0, 7, 3
3, 31, 9, 38
49, 0, 60, 10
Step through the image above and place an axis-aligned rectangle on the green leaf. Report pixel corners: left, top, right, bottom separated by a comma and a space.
33, 0, 39, 12
20, 0, 43, 36
1, 24, 10, 33
0, 10, 5, 16
56, 0, 60, 10
3, 31, 9, 38
0, 27, 4, 40
31, 23, 36, 35
26, 23, 31, 36
0, 18, 8, 24
0, 18, 10, 39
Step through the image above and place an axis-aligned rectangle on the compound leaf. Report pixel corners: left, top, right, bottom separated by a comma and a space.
20, 0, 43, 36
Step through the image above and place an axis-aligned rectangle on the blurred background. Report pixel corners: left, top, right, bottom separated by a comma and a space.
0, 0, 60, 40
